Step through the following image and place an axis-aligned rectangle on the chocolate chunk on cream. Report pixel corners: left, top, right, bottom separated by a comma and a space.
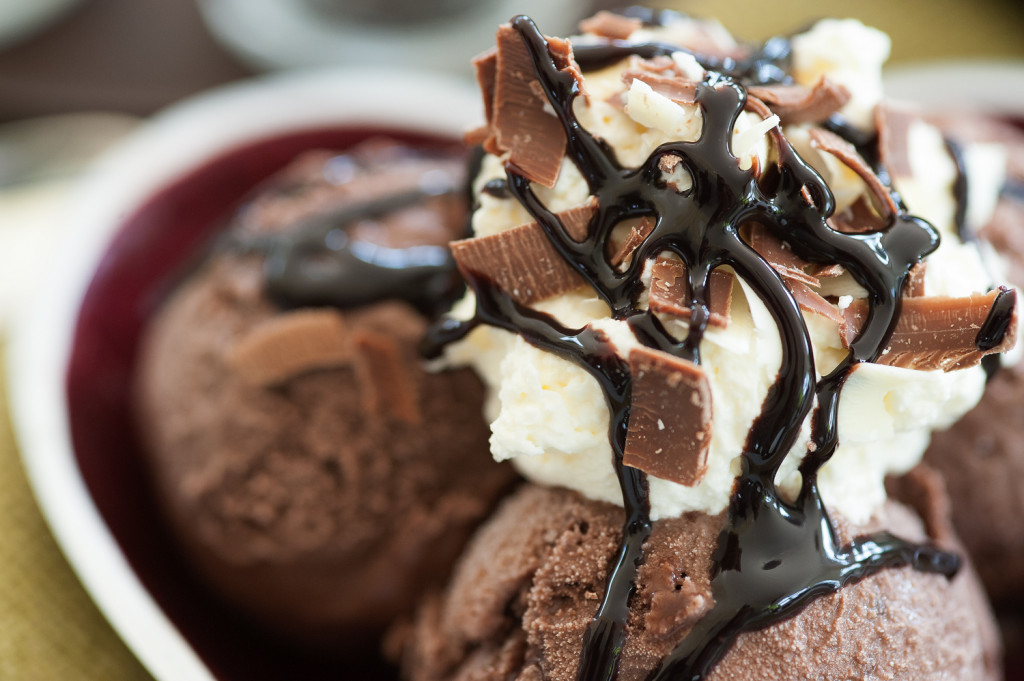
450, 201, 598, 304
649, 258, 734, 329
841, 287, 1018, 370
623, 347, 712, 487
747, 77, 850, 125
480, 25, 585, 188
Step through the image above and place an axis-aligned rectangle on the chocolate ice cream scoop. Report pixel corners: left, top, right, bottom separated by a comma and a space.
135, 140, 516, 650
398, 483, 1000, 681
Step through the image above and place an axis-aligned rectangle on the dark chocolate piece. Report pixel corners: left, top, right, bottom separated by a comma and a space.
623, 347, 712, 486
841, 287, 1018, 370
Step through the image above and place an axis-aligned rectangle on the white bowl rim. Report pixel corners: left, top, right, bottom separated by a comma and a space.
5, 66, 480, 681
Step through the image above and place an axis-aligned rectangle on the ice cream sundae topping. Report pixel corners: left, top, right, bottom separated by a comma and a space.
424, 10, 1017, 680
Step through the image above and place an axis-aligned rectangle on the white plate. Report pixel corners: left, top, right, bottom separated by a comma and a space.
6, 67, 479, 681
0, 0, 82, 49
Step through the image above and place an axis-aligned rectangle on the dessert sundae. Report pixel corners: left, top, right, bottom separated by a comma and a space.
392, 9, 1018, 681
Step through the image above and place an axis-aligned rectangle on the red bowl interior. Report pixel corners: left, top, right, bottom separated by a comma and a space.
64, 127, 454, 681
61, 123, 1024, 681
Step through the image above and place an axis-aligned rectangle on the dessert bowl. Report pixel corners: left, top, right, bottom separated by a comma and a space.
6, 67, 480, 681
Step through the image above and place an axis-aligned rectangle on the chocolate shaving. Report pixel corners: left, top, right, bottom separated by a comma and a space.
451, 202, 601, 304
649, 258, 733, 329
609, 217, 655, 267
489, 25, 584, 188
623, 346, 712, 486
876, 103, 916, 179
623, 71, 698, 104
579, 10, 642, 40
562, 196, 600, 242
809, 127, 898, 221
904, 263, 926, 298
352, 329, 421, 424
840, 288, 1018, 370
747, 77, 850, 125
827, 195, 889, 234
788, 280, 843, 326
744, 223, 819, 287
227, 309, 351, 387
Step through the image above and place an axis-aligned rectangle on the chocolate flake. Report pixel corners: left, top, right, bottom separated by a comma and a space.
876, 103, 916, 179
747, 77, 850, 125
904, 262, 926, 298
744, 223, 819, 287
609, 217, 655, 267
788, 280, 844, 325
623, 346, 712, 486
451, 202, 600, 304
841, 288, 1018, 370
227, 309, 351, 386
809, 127, 898, 221
579, 10, 642, 40
623, 71, 698, 104
649, 258, 734, 328
490, 25, 584, 188
353, 328, 421, 424
827, 195, 889, 234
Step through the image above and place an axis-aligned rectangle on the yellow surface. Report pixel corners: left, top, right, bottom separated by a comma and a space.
664, 0, 1024, 62
0, 344, 153, 681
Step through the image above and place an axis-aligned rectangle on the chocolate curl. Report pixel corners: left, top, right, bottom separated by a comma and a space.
481, 24, 585, 188
608, 217, 655, 267
450, 201, 599, 305
840, 287, 1018, 371
227, 309, 351, 387
905, 263, 927, 298
353, 329, 422, 424
789, 280, 844, 326
809, 127, 899, 223
623, 347, 713, 487
649, 258, 733, 329
622, 71, 698, 105
579, 10, 642, 40
747, 77, 850, 125
876, 103, 916, 179
744, 223, 820, 288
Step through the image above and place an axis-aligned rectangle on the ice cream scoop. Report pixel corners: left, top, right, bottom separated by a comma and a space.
406, 9, 1017, 680
135, 139, 516, 651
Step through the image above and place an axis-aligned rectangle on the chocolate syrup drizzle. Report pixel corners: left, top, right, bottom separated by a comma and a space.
423, 16, 973, 681
221, 151, 466, 317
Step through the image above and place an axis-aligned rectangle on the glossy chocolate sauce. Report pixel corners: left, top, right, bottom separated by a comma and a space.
423, 16, 972, 681
219, 148, 466, 316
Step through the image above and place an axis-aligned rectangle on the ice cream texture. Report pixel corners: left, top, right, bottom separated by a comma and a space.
418, 8, 1017, 681
136, 140, 516, 649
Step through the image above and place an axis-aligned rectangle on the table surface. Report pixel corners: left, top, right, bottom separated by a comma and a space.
0, 1, 1021, 680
